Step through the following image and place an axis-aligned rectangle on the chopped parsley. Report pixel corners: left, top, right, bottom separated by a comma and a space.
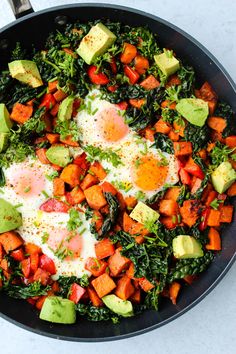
84, 145, 123, 167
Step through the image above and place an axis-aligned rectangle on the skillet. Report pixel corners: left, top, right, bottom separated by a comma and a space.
0, 0, 236, 342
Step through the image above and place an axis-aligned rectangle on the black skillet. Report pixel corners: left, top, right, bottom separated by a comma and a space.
0, 0, 235, 342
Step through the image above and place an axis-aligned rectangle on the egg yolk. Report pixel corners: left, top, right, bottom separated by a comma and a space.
97, 107, 129, 142
47, 228, 83, 260
133, 155, 168, 191
8, 166, 46, 197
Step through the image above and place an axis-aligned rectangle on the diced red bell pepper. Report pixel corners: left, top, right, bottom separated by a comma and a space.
199, 207, 211, 231
39, 254, 56, 275
73, 152, 90, 171
116, 101, 128, 110
110, 57, 117, 74
124, 65, 140, 85
69, 283, 86, 304
21, 258, 31, 278
33, 268, 50, 286
11, 248, 25, 262
39, 93, 56, 111
30, 253, 39, 273
39, 198, 70, 213
107, 85, 118, 92
87, 65, 110, 85
217, 193, 227, 201
184, 158, 205, 179
191, 177, 203, 194
179, 168, 191, 185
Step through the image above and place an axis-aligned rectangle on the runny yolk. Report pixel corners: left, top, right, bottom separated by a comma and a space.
47, 228, 83, 260
97, 107, 129, 142
9, 167, 46, 197
133, 155, 168, 191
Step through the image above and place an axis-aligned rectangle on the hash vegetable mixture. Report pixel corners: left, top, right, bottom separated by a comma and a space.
0, 20, 235, 323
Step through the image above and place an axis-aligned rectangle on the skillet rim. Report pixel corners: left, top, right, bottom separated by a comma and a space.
0, 2, 235, 342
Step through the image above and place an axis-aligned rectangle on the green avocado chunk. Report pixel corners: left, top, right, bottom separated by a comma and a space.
176, 98, 209, 127
0, 103, 13, 133
130, 201, 160, 224
172, 235, 203, 259
8, 60, 43, 88
39, 296, 76, 324
0, 198, 22, 233
58, 96, 74, 121
211, 161, 236, 193
154, 51, 180, 77
46, 145, 71, 167
77, 23, 117, 64
0, 132, 9, 152
102, 294, 134, 317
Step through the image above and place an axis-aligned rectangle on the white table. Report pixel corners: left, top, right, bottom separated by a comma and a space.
0, 1, 235, 353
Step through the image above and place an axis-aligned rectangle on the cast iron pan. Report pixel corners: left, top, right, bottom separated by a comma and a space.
0, 0, 235, 342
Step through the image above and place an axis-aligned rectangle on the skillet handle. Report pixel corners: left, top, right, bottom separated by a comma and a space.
7, 0, 34, 19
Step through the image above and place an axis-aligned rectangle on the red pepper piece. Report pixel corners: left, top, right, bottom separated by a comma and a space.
21, 258, 31, 278
39, 254, 56, 275
116, 101, 128, 110
124, 65, 140, 85
179, 168, 191, 185
87, 65, 110, 85
184, 157, 205, 179
199, 207, 211, 231
69, 283, 86, 304
11, 248, 25, 262
110, 57, 117, 74
39, 198, 70, 213
39, 93, 56, 111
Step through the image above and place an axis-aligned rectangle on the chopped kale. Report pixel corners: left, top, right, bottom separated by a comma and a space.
154, 132, 174, 154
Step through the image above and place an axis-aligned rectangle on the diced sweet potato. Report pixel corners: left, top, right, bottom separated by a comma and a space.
219, 205, 234, 223
108, 248, 131, 276
53, 177, 65, 196
159, 199, 179, 216
174, 142, 193, 156
180, 200, 200, 227
10, 103, 33, 124
91, 273, 116, 298
139, 278, 155, 292
89, 162, 107, 180
95, 238, 115, 259
207, 209, 221, 227
0, 231, 23, 253
84, 185, 107, 210
60, 164, 83, 187
115, 275, 135, 300
80, 174, 98, 191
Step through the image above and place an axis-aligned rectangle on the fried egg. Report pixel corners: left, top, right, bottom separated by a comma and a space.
1, 157, 96, 278
76, 90, 179, 198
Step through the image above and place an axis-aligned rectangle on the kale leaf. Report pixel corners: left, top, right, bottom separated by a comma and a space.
4, 282, 50, 299
214, 101, 236, 138
0, 167, 5, 187
154, 133, 174, 154
184, 122, 209, 152
99, 193, 120, 238
76, 303, 119, 323
177, 64, 196, 97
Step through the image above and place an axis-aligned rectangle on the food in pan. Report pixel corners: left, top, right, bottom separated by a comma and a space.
0, 20, 235, 323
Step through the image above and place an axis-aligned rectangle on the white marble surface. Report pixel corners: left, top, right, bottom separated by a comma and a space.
0, 1, 235, 353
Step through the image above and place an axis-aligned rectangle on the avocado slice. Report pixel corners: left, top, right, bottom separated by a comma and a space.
77, 23, 117, 64
102, 294, 134, 317
0, 132, 9, 152
0, 198, 22, 233
0, 103, 13, 133
130, 201, 160, 224
154, 51, 180, 77
8, 60, 43, 88
39, 296, 76, 324
176, 98, 209, 127
172, 235, 203, 259
46, 145, 71, 167
58, 96, 74, 121
211, 161, 236, 193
